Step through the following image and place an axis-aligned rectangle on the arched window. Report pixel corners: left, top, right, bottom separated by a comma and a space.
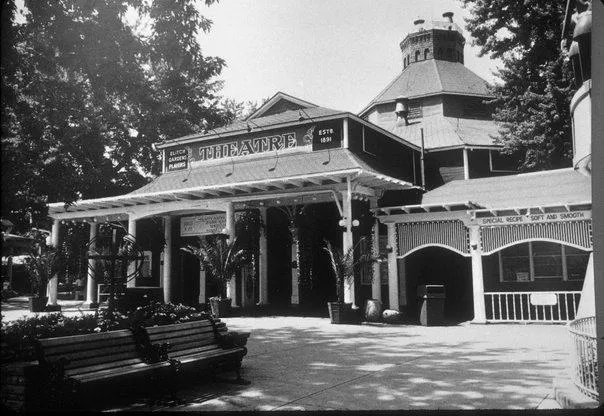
415, 50, 420, 62
403, 57, 407, 67
424, 48, 430, 60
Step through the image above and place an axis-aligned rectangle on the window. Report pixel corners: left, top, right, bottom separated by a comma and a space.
415, 50, 420, 62
532, 241, 563, 279
424, 48, 430, 59
500, 244, 530, 282
498, 242, 590, 282
565, 246, 590, 280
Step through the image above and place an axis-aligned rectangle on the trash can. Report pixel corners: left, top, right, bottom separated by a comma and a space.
417, 285, 445, 326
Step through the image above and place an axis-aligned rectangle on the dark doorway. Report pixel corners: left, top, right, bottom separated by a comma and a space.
404, 247, 473, 324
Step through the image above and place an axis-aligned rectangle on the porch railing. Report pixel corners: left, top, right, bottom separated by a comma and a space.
568, 316, 599, 401
484, 291, 581, 323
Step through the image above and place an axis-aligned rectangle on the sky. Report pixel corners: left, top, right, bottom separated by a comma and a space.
198, 0, 503, 113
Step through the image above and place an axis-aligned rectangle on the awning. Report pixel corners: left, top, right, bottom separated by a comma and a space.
48, 149, 417, 217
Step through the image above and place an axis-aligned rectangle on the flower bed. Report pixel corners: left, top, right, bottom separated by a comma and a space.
1, 302, 211, 363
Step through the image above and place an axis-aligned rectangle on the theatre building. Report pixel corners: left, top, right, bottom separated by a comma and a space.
46, 13, 592, 324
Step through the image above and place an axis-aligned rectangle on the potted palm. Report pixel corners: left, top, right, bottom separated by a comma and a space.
324, 238, 378, 324
181, 236, 250, 317
24, 243, 63, 312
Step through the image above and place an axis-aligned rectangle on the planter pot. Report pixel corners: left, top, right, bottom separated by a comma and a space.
210, 298, 232, 318
28, 296, 48, 313
327, 302, 353, 324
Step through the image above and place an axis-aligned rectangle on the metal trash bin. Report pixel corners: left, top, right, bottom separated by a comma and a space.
418, 285, 445, 326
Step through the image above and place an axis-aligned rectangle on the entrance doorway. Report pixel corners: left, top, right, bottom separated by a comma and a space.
404, 247, 473, 324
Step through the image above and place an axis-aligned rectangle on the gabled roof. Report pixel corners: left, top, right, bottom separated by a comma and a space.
377, 114, 500, 150
421, 168, 591, 209
246, 91, 319, 120
157, 105, 343, 149
359, 60, 492, 117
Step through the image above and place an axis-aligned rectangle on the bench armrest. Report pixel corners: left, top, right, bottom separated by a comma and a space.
217, 331, 250, 349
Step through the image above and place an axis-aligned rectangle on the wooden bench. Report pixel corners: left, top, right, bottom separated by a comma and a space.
35, 328, 175, 409
144, 318, 250, 383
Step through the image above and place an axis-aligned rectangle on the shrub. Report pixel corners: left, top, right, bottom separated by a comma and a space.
0, 303, 211, 363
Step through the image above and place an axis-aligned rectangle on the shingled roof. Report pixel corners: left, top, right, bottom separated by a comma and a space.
421, 168, 591, 208
380, 114, 501, 150
359, 60, 492, 116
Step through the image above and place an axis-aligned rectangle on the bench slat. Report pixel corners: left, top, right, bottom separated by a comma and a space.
148, 326, 215, 340
144, 320, 214, 334
39, 336, 139, 357
38, 329, 134, 347
71, 361, 172, 384
149, 330, 215, 345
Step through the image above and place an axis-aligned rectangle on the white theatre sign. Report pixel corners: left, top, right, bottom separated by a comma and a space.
180, 212, 245, 237
475, 210, 591, 227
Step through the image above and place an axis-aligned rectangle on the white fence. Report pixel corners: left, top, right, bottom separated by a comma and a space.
484, 291, 581, 323
568, 316, 599, 401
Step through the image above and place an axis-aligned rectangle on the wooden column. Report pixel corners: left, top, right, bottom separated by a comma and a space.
225, 202, 237, 306
463, 148, 470, 180
469, 225, 486, 323
371, 217, 381, 301
127, 216, 137, 288
46, 219, 60, 308
387, 223, 399, 311
258, 207, 268, 305
85, 221, 98, 309
342, 180, 355, 306
163, 216, 173, 303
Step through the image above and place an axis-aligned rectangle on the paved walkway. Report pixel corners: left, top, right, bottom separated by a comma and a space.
1, 300, 573, 411
102, 317, 568, 411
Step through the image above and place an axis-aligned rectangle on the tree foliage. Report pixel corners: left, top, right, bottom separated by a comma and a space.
462, 0, 575, 171
1, 0, 237, 231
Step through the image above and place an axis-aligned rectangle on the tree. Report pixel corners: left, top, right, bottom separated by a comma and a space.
1, 0, 238, 231
461, 0, 575, 171
181, 236, 250, 299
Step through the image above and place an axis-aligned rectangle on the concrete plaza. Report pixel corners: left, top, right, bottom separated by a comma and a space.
1, 298, 577, 411
102, 316, 568, 411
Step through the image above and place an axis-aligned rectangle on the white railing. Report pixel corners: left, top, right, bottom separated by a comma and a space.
568, 316, 599, 401
484, 291, 581, 323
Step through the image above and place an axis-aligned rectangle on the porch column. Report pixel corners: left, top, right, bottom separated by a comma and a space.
371, 218, 381, 301
291, 241, 299, 305
163, 216, 173, 303
258, 207, 268, 305
463, 148, 470, 180
46, 219, 60, 308
198, 237, 206, 304
469, 225, 486, 323
127, 216, 137, 288
342, 182, 355, 305
84, 221, 98, 309
387, 222, 399, 311
225, 202, 237, 306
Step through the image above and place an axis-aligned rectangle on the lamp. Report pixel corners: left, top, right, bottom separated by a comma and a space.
338, 219, 346, 227
221, 227, 229, 235
395, 98, 409, 125
352, 219, 360, 227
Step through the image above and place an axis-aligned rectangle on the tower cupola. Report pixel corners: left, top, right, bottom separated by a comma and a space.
400, 12, 466, 69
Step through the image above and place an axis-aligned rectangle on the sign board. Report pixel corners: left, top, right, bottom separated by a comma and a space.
530, 292, 558, 306
166, 148, 188, 172
476, 210, 591, 227
164, 121, 343, 171
312, 120, 342, 151
180, 212, 245, 237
